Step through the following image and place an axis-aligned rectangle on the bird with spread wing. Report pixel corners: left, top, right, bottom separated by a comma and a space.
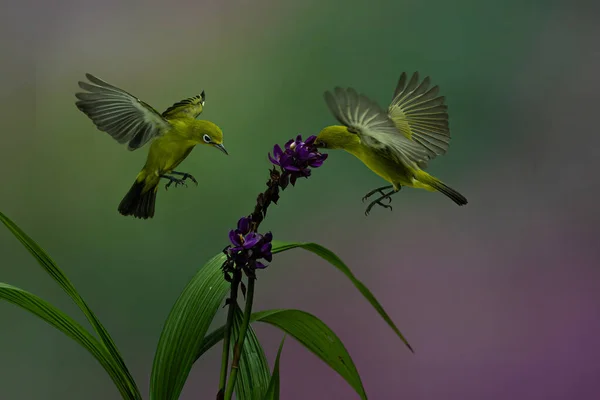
314, 71, 468, 215
75, 73, 228, 219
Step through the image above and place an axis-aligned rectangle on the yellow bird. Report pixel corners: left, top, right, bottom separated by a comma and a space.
75, 73, 228, 219
315, 71, 468, 215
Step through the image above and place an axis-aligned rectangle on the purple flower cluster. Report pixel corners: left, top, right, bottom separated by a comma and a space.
268, 135, 328, 188
224, 216, 273, 277
222, 135, 327, 280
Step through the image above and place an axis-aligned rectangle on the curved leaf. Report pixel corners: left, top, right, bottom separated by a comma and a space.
197, 309, 366, 399
196, 325, 225, 361
271, 241, 413, 352
0, 283, 134, 399
0, 211, 140, 399
263, 336, 286, 400
195, 304, 270, 400
164, 240, 411, 398
254, 309, 366, 399
231, 303, 270, 400
150, 253, 230, 400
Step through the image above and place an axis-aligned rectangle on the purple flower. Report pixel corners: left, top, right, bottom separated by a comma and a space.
268, 134, 328, 188
224, 216, 274, 276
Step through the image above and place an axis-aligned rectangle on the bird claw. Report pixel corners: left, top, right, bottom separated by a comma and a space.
180, 173, 198, 186
362, 185, 395, 203
163, 172, 197, 190
364, 198, 393, 216
362, 189, 385, 203
379, 201, 393, 211
165, 179, 184, 190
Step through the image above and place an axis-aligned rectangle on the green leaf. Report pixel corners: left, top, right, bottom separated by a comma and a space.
196, 325, 225, 361
230, 303, 271, 400
162, 240, 411, 398
0, 211, 141, 399
262, 336, 286, 400
0, 283, 134, 399
195, 304, 270, 400
197, 309, 366, 400
150, 253, 230, 400
271, 241, 413, 352
254, 309, 366, 400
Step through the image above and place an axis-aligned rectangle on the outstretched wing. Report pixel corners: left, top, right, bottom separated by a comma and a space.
75, 73, 172, 151
161, 91, 205, 120
324, 87, 431, 168
388, 72, 450, 160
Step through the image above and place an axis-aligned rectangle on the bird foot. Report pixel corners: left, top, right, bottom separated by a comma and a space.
171, 171, 198, 185
164, 177, 186, 190
362, 185, 395, 203
161, 172, 197, 190
364, 198, 394, 216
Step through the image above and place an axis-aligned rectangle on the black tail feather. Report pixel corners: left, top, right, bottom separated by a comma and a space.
118, 180, 157, 219
418, 174, 468, 206
431, 180, 468, 206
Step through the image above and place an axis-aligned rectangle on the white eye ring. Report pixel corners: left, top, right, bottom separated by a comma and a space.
203, 134, 211, 143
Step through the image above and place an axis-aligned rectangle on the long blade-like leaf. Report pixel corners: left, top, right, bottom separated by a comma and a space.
253, 309, 366, 400
271, 241, 413, 352
194, 305, 271, 400
262, 336, 286, 400
0, 283, 133, 399
197, 309, 366, 399
0, 211, 141, 399
165, 240, 410, 398
196, 325, 225, 361
150, 253, 230, 400
231, 304, 271, 400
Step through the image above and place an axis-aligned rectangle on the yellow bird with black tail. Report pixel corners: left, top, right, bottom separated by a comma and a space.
314, 71, 467, 215
75, 73, 228, 219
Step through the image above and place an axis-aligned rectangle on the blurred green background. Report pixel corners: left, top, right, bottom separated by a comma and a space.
2, 0, 599, 399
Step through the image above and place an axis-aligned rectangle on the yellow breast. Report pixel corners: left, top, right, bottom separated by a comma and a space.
146, 135, 196, 174
347, 144, 413, 189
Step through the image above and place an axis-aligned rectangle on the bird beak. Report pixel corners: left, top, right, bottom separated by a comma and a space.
214, 143, 228, 155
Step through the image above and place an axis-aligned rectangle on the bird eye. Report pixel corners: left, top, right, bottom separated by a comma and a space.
318, 141, 326, 148
203, 134, 211, 143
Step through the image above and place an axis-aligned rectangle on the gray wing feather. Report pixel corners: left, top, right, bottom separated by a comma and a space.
324, 87, 431, 168
389, 72, 450, 160
75, 73, 171, 150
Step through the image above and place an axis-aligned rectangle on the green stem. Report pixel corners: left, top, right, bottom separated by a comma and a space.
223, 276, 256, 400
216, 273, 240, 400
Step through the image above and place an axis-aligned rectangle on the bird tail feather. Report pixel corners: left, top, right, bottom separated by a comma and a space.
118, 178, 158, 219
415, 171, 468, 206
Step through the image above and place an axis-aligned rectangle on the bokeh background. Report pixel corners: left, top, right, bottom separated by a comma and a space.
1, 0, 599, 399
